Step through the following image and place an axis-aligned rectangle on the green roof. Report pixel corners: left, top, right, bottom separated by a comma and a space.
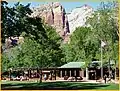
59, 62, 85, 68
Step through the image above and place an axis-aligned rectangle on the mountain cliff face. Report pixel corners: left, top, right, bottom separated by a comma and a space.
67, 4, 93, 34
31, 2, 70, 39
31, 3, 93, 43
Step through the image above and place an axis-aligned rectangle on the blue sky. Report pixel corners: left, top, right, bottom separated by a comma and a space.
8, 1, 101, 12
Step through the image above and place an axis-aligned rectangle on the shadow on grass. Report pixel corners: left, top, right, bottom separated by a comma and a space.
1, 81, 117, 90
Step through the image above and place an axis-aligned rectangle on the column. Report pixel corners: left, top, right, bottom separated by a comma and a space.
82, 70, 84, 77
79, 70, 81, 77
60, 70, 62, 78
70, 70, 71, 77
65, 70, 67, 76
74, 70, 76, 76
86, 67, 89, 80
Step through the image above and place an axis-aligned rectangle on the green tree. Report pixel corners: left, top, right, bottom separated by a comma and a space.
62, 27, 100, 66
1, 1, 32, 43
86, 1, 119, 79
1, 1, 65, 74
2, 26, 64, 70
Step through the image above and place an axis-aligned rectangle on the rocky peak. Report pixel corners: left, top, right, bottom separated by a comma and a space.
83, 4, 93, 9
31, 2, 70, 40
67, 4, 93, 34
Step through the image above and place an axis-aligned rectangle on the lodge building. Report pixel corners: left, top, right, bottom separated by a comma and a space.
2, 61, 119, 80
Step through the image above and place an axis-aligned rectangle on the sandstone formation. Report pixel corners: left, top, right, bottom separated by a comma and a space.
31, 2, 70, 40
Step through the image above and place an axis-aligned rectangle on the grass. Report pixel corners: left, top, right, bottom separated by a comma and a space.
1, 80, 119, 90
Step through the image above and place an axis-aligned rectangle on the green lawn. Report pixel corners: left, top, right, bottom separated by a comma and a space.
1, 80, 119, 90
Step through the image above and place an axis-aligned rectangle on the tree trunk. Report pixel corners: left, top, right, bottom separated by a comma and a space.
9, 70, 11, 81
49, 70, 53, 80
108, 58, 111, 78
40, 69, 42, 83
115, 60, 117, 80
55, 69, 56, 80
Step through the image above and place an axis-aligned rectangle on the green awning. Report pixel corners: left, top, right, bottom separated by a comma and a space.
59, 62, 85, 68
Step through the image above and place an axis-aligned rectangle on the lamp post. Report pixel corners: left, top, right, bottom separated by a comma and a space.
100, 40, 106, 79
100, 43, 103, 79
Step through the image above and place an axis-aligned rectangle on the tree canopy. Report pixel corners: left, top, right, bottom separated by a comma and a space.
1, 1, 64, 72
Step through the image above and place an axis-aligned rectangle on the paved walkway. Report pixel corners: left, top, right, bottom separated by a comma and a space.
41, 79, 119, 84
